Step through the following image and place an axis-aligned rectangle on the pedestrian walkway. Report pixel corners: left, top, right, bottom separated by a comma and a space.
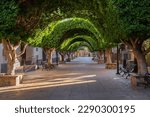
0, 57, 150, 100
69, 57, 95, 64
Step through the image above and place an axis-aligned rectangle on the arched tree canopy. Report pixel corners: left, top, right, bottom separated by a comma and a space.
28, 17, 102, 50
66, 41, 93, 52
28, 21, 57, 47
60, 35, 98, 51
42, 18, 102, 48
59, 28, 98, 44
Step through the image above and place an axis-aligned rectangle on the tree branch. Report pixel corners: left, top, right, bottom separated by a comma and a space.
129, 38, 136, 49
17, 43, 28, 58
14, 40, 21, 50
7, 39, 13, 50
122, 40, 131, 48
135, 38, 138, 44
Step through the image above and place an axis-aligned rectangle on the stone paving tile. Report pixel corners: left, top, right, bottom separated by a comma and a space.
0, 57, 150, 100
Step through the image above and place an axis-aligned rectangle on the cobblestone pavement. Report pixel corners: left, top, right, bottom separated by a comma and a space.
0, 57, 150, 100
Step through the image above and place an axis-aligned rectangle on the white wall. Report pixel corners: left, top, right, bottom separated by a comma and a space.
0, 45, 44, 72
26, 46, 33, 61
0, 44, 7, 73
0, 44, 6, 63
32, 47, 43, 64
25, 46, 43, 64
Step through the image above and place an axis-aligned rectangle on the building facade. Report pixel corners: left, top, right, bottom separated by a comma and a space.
0, 44, 60, 73
0, 45, 44, 73
0, 44, 7, 73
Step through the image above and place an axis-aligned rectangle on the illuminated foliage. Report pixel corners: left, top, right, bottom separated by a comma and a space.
60, 35, 98, 51
29, 18, 102, 49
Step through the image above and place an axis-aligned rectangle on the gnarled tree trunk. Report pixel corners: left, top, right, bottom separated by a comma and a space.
70, 52, 74, 60
133, 49, 147, 74
61, 54, 65, 62
21, 43, 26, 66
97, 50, 103, 64
105, 48, 112, 64
2, 39, 28, 75
44, 48, 55, 65
59, 52, 66, 62
126, 39, 148, 75
66, 52, 71, 62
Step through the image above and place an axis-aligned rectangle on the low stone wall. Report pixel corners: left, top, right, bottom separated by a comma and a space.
105, 63, 117, 69
0, 75, 23, 87
130, 75, 145, 89
130, 76, 137, 89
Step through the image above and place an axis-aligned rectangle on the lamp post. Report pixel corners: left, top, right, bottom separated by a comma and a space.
116, 44, 120, 74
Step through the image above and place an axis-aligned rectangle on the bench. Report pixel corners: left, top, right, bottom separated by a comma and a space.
119, 63, 136, 79
130, 73, 150, 88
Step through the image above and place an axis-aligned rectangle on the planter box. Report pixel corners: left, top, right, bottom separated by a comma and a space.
105, 63, 117, 69
130, 74, 145, 89
0, 75, 23, 87
130, 76, 137, 89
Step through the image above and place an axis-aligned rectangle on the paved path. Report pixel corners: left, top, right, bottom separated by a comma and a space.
69, 57, 95, 64
0, 57, 150, 100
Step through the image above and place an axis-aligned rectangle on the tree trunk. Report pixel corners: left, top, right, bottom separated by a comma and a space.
97, 50, 103, 64
103, 50, 106, 63
126, 39, 148, 75
67, 53, 71, 62
2, 39, 27, 75
106, 48, 112, 64
133, 57, 138, 73
7, 54, 17, 75
61, 54, 65, 62
132, 48, 148, 75
59, 52, 66, 62
45, 48, 54, 65
70, 53, 74, 60
47, 53, 52, 65
21, 44, 26, 66
2, 39, 17, 75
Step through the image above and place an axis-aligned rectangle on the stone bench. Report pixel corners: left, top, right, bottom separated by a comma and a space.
105, 63, 117, 69
0, 75, 23, 87
130, 73, 146, 89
